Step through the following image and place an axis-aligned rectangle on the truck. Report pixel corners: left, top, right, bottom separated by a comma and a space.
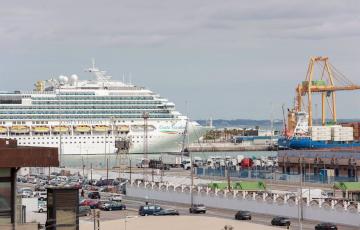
298, 188, 329, 201
136, 157, 183, 169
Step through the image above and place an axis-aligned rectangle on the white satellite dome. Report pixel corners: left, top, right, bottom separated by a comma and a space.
70, 74, 79, 82
58, 75, 69, 83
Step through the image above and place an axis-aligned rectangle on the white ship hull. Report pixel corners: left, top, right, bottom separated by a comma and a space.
0, 121, 208, 154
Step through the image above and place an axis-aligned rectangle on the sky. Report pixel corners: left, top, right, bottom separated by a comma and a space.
1, 0, 360, 120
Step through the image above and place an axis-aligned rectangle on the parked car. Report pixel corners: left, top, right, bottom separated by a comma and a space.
110, 194, 123, 202
315, 223, 338, 230
154, 209, 179, 216
80, 199, 99, 209
189, 204, 206, 214
36, 191, 47, 201
18, 188, 34, 198
138, 205, 163, 216
96, 200, 111, 209
271, 216, 291, 226
88, 191, 100, 199
79, 206, 92, 217
38, 201, 47, 213
235, 210, 251, 220
101, 202, 126, 211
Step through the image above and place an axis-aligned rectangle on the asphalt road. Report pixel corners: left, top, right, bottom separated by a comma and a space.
115, 196, 358, 230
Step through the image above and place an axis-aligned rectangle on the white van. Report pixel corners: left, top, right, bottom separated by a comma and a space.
36, 191, 47, 201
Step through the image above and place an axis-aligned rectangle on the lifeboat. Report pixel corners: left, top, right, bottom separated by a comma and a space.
116, 125, 130, 132
32, 126, 50, 133
0, 126, 7, 133
52, 126, 69, 133
10, 126, 30, 134
75, 125, 91, 133
131, 125, 156, 132
93, 125, 110, 132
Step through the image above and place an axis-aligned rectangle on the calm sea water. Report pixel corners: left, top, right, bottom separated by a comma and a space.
61, 151, 277, 169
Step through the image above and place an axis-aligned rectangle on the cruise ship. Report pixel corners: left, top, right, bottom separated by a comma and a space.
0, 62, 207, 155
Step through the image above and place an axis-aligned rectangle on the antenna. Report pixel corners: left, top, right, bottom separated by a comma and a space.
92, 58, 95, 69
129, 72, 132, 85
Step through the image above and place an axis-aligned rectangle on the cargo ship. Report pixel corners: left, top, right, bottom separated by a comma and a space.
278, 56, 360, 150
278, 111, 360, 150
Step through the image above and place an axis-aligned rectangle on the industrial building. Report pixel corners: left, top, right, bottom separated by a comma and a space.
278, 150, 359, 180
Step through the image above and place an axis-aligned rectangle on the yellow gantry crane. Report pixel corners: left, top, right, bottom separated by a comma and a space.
296, 56, 360, 127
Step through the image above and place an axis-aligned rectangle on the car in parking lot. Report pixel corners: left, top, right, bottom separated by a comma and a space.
79, 206, 92, 217
80, 199, 99, 209
101, 202, 126, 211
110, 194, 123, 202
18, 188, 34, 198
235, 210, 251, 220
36, 191, 47, 201
271, 216, 291, 226
315, 223, 338, 230
189, 204, 206, 214
138, 205, 163, 216
38, 201, 47, 213
87, 191, 100, 199
153, 209, 179, 216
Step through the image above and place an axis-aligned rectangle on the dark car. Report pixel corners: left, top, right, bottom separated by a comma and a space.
79, 206, 91, 217
271, 216, 291, 226
101, 201, 126, 211
88, 191, 100, 199
154, 209, 179, 216
315, 223, 338, 230
138, 205, 163, 216
235, 211, 251, 220
189, 204, 206, 214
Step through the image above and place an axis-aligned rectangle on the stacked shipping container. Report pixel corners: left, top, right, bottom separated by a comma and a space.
309, 126, 331, 141
341, 122, 360, 141
331, 126, 353, 141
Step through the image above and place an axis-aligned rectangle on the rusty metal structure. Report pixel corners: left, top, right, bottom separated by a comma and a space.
0, 138, 58, 227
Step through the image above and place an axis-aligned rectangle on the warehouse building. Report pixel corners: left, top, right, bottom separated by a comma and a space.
278, 150, 359, 180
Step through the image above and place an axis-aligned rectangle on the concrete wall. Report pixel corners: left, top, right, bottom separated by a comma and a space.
127, 182, 360, 227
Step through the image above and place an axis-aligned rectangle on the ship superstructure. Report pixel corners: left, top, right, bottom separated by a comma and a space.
0, 63, 207, 154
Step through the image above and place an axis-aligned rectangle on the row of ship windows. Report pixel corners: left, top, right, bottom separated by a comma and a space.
0, 110, 171, 115
32, 101, 162, 105
16, 136, 152, 140
33, 96, 154, 100
9, 106, 171, 109
0, 115, 174, 119
19, 140, 151, 145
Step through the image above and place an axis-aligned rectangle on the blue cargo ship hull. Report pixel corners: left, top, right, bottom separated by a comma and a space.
278, 137, 360, 150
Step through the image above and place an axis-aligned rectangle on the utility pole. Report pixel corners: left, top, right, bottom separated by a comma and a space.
90, 163, 93, 189
93, 209, 96, 230
190, 149, 194, 207
298, 155, 303, 230
96, 210, 100, 230
143, 112, 149, 181
226, 163, 231, 192
106, 158, 109, 188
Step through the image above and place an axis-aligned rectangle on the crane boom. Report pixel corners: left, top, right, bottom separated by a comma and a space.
295, 56, 360, 126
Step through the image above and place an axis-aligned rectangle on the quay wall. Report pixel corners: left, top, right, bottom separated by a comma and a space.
188, 142, 273, 152
127, 182, 360, 227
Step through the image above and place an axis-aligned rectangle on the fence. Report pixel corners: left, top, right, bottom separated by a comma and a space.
127, 181, 360, 227
195, 167, 358, 184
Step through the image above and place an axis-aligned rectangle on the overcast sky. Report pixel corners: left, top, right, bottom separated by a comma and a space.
1, 0, 360, 120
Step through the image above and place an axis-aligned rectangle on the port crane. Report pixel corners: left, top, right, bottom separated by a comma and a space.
295, 56, 360, 127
